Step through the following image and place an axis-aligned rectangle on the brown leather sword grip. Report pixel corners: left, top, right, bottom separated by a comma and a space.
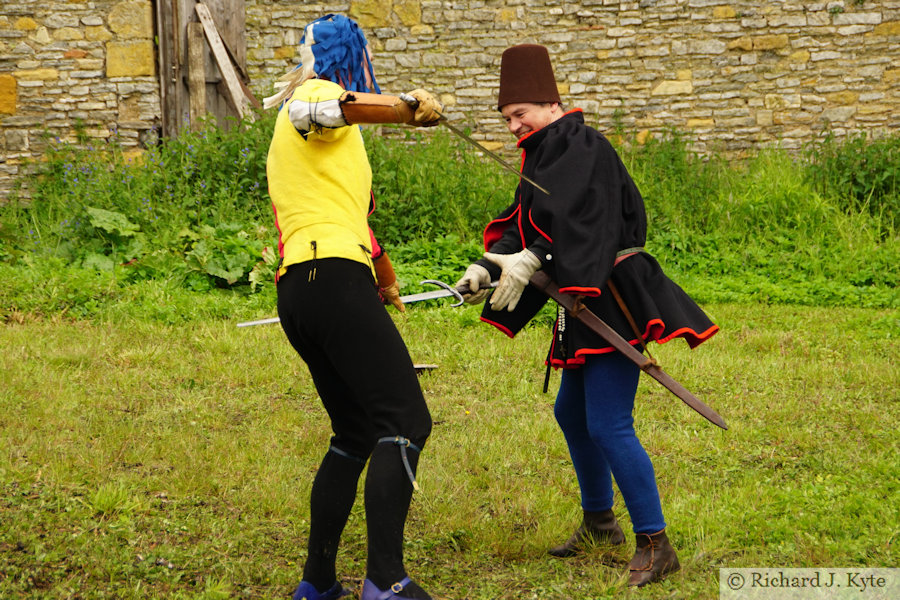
339, 91, 415, 125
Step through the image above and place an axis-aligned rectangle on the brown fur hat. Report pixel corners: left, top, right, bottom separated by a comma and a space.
497, 44, 561, 110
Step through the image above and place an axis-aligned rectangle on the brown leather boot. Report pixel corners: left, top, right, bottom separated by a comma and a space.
627, 529, 680, 587
548, 509, 626, 557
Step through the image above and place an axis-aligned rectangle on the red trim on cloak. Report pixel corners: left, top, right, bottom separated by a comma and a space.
546, 320, 720, 368
657, 323, 720, 348
479, 316, 516, 338
554, 252, 642, 299
528, 208, 551, 243
483, 205, 520, 250
559, 285, 602, 297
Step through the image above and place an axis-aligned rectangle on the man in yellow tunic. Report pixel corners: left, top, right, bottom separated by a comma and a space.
264, 14, 442, 600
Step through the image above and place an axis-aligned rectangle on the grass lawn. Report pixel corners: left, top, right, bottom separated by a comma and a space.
1, 302, 897, 599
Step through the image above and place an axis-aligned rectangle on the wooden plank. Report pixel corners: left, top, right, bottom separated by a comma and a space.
187, 22, 207, 131
219, 0, 246, 76
238, 76, 262, 110
159, 0, 195, 138
204, 0, 249, 82
200, 0, 260, 110
213, 81, 234, 122
155, 0, 180, 138
194, 2, 251, 120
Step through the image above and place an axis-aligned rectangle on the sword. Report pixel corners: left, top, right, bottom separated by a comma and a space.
398, 94, 550, 196
529, 271, 728, 430
397, 279, 496, 307
236, 279, 497, 327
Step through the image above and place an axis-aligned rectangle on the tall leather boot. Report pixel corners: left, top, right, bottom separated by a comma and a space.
627, 529, 680, 587
548, 509, 626, 557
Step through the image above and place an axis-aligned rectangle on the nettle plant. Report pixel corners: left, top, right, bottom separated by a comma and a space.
805, 130, 899, 228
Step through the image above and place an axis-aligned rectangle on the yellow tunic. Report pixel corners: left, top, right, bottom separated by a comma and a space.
266, 79, 374, 278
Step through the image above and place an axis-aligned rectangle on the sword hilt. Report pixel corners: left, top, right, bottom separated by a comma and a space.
399, 93, 449, 123
418, 279, 497, 307
421, 279, 465, 307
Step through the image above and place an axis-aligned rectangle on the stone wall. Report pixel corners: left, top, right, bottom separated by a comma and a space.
2, 0, 899, 201
247, 0, 899, 154
1, 0, 158, 200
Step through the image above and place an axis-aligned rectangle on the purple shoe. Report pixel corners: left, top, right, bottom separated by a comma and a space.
361, 577, 425, 600
292, 580, 351, 600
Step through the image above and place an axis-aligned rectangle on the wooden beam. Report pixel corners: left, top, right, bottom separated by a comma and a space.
203, 0, 250, 83
187, 22, 207, 131
155, 0, 180, 138
194, 1, 252, 121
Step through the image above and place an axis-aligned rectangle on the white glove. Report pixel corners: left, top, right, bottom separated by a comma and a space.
483, 249, 541, 312
454, 264, 492, 305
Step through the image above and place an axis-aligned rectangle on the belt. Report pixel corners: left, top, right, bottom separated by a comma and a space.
614, 246, 644, 266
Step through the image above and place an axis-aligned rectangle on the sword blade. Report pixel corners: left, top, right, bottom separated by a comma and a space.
236, 316, 281, 328
399, 288, 460, 304
399, 93, 549, 196
437, 116, 551, 196
529, 271, 728, 430
236, 281, 497, 327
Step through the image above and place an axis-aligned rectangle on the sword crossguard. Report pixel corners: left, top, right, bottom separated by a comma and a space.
420, 279, 465, 307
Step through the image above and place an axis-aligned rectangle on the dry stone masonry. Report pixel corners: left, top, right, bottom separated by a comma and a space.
1, 0, 159, 199
2, 0, 899, 201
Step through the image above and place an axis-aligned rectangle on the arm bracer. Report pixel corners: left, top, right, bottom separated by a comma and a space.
288, 91, 416, 134
338, 91, 416, 125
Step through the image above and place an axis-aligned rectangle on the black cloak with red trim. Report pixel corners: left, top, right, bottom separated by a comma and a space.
476, 110, 718, 367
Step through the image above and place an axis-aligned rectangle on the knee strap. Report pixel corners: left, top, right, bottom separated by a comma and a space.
328, 444, 367, 464
378, 436, 421, 492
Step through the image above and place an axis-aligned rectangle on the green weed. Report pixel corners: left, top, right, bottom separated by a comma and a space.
804, 129, 899, 227
3, 116, 274, 289
365, 127, 510, 246
85, 483, 143, 518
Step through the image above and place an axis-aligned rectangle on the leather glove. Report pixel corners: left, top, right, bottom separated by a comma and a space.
380, 280, 405, 312
454, 263, 492, 305
374, 252, 405, 312
483, 249, 542, 312
405, 89, 442, 127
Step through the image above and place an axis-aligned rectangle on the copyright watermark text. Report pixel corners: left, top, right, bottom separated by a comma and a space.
720, 568, 898, 599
